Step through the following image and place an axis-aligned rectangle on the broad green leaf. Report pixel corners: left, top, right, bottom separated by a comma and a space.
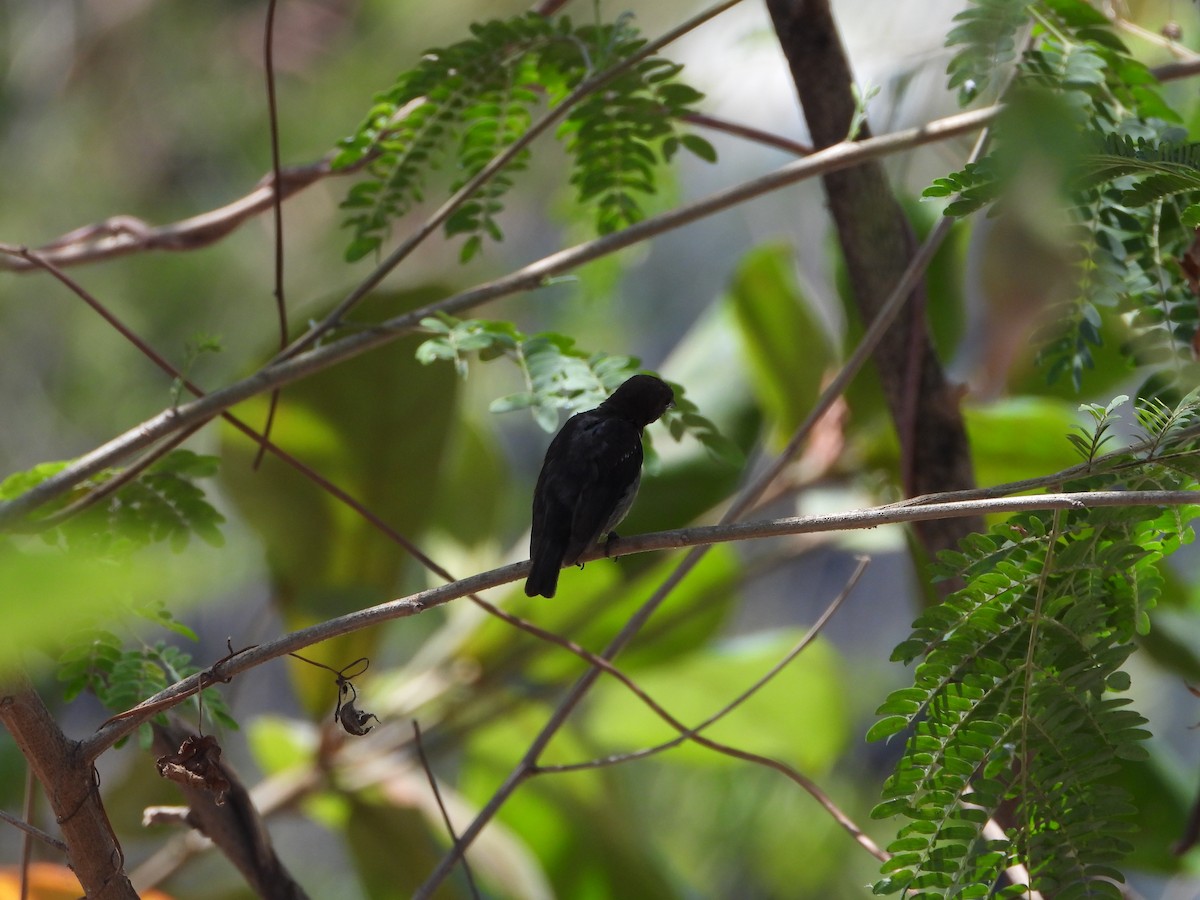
586, 632, 848, 772
726, 244, 834, 450
220, 288, 458, 711
963, 398, 1083, 490
459, 546, 741, 685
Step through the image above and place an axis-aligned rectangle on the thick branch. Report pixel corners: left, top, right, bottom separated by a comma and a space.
0, 676, 136, 899
766, 0, 982, 568
150, 724, 310, 900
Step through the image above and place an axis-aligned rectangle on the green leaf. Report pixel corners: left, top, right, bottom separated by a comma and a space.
680, 133, 717, 163
726, 244, 835, 450
587, 631, 848, 772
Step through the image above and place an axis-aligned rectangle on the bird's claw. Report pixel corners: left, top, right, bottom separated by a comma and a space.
604, 531, 619, 558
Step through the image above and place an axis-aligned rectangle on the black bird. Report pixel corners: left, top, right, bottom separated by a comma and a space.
525, 374, 675, 598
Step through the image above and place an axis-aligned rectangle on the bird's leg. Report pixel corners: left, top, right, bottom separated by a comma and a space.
604, 532, 620, 558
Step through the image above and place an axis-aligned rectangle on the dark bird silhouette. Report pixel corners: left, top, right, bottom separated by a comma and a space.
524, 374, 675, 598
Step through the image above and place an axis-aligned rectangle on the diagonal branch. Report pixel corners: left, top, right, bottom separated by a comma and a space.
0, 155, 360, 273
77, 487, 1200, 759
0, 104, 998, 529
277, 0, 750, 359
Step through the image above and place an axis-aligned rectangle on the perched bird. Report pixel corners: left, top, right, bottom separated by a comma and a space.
525, 374, 675, 598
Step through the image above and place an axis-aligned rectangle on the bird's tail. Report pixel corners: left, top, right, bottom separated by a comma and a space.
525, 538, 566, 598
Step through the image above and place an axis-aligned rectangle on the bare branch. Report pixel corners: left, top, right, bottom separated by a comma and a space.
0, 806, 67, 854
412, 721, 481, 900
530, 558, 887, 861
0, 155, 361, 273
0, 676, 138, 898
78, 487, 1200, 759
0, 103, 998, 530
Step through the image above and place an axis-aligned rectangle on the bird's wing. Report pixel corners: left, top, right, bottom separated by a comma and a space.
561, 415, 643, 564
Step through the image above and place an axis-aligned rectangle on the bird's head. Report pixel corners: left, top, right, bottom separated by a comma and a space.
602, 374, 675, 427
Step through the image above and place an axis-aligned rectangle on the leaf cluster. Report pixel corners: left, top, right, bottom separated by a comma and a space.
1, 451, 232, 739
416, 313, 742, 465
333, 12, 716, 262
0, 450, 225, 556
930, 0, 1199, 394
870, 396, 1200, 897
58, 627, 236, 747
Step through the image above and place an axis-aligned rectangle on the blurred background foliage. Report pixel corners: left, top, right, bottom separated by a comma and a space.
2, 0, 1200, 898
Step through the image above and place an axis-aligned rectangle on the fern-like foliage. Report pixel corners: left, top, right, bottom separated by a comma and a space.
0, 450, 225, 554
870, 396, 1200, 897
333, 12, 715, 262
415, 313, 742, 466
58, 629, 237, 747
929, 0, 1198, 395
1, 450, 232, 741
944, 0, 1030, 104
1066, 394, 1128, 463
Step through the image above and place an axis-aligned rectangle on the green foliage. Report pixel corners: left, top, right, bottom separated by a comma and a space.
0, 450, 225, 555
870, 395, 1200, 897
333, 12, 715, 261
944, 0, 1030, 104
922, 158, 1003, 218
1, 450, 231, 738
416, 313, 742, 465
58, 630, 236, 746
1066, 394, 1128, 463
930, 1, 1198, 395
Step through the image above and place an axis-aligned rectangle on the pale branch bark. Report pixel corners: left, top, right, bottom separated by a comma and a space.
0, 676, 137, 899
766, 0, 982, 570
4, 59, 1196, 280
78, 487, 1200, 758
0, 104, 999, 530
0, 156, 354, 273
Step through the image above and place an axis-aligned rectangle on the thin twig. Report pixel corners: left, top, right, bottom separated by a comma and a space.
0, 244, 444, 577
74, 485, 1200, 760
412, 111, 996, 897
0, 103, 999, 529
0, 806, 67, 855
6, 55, 1196, 277
538, 556, 867, 772
19, 765, 35, 900
527, 557, 887, 861
682, 110, 813, 155
254, 0, 288, 470
412, 721, 481, 900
